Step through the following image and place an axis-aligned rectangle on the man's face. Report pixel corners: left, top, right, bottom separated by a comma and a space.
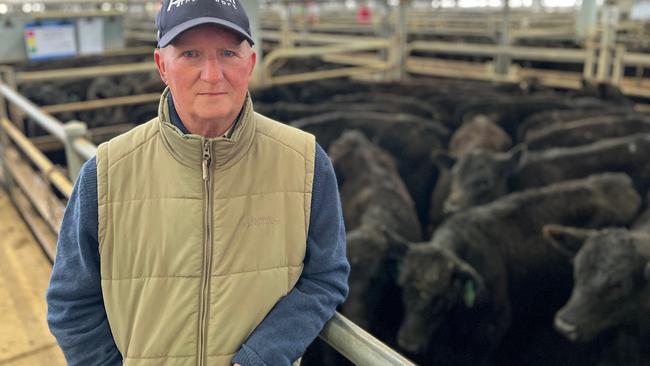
154, 24, 256, 127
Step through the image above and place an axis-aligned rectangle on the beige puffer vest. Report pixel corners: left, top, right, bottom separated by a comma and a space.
96, 89, 315, 366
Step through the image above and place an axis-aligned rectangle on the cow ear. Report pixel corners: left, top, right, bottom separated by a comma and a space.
451, 256, 485, 308
378, 226, 410, 258
499, 144, 526, 176
543, 224, 593, 257
432, 151, 455, 170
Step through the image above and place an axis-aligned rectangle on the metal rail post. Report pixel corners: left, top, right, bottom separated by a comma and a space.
596, 6, 619, 82
280, 1, 293, 48
62, 121, 89, 182
241, 0, 263, 87
495, 0, 511, 78
396, 0, 409, 81
0, 68, 8, 121
583, 40, 596, 81
0, 118, 13, 192
576, 0, 597, 41
611, 44, 625, 85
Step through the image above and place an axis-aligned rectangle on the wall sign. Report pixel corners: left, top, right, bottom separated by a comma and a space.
24, 21, 77, 60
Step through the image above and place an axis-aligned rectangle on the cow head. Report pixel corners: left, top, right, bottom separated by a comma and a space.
397, 244, 484, 355
444, 147, 524, 214
344, 225, 411, 330
544, 225, 649, 342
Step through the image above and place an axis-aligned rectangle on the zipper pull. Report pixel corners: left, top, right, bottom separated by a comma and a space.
202, 140, 211, 181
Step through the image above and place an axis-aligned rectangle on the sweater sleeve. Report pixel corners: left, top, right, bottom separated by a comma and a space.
46, 157, 123, 366
231, 143, 351, 366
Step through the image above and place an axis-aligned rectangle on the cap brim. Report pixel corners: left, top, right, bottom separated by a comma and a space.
158, 16, 254, 48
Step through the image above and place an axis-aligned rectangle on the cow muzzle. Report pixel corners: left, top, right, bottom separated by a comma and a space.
554, 315, 578, 341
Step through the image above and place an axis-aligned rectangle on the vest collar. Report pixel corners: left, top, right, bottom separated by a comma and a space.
157, 87, 256, 171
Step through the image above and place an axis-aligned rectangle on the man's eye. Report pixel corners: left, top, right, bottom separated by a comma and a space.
183, 50, 198, 58
222, 50, 235, 57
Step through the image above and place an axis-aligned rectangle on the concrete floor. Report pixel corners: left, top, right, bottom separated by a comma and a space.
0, 190, 65, 366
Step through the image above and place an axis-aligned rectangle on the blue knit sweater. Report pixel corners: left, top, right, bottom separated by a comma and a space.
46, 96, 350, 366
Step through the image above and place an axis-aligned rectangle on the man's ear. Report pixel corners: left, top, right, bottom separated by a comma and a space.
247, 49, 257, 80
154, 48, 167, 84
543, 224, 594, 258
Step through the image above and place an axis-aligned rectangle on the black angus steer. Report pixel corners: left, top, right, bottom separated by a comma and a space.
329, 130, 421, 343
524, 114, 650, 150
294, 111, 449, 229
398, 174, 641, 365
544, 224, 650, 365
445, 133, 650, 213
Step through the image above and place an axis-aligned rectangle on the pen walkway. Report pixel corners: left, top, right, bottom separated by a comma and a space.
0, 188, 65, 366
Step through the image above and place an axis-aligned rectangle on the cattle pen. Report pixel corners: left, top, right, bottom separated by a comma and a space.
1, 0, 650, 365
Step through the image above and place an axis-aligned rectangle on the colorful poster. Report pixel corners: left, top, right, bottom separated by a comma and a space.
24, 21, 77, 60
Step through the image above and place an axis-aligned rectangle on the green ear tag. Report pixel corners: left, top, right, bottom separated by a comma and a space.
463, 281, 476, 308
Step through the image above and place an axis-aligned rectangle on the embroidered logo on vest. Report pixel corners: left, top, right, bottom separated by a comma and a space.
242, 216, 279, 228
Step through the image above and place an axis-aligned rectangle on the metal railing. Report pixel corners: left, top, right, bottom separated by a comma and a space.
0, 80, 416, 366
259, 37, 395, 86
0, 82, 96, 180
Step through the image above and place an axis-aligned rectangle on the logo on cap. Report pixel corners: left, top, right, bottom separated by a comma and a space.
167, 0, 237, 11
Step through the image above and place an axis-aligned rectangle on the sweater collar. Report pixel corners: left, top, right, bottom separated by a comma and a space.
157, 86, 256, 171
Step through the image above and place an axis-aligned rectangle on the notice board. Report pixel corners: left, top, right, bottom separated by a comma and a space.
24, 21, 77, 60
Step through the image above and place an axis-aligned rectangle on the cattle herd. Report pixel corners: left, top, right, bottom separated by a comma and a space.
250, 78, 650, 366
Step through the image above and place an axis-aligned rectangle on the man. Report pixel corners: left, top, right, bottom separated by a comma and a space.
45, 0, 350, 365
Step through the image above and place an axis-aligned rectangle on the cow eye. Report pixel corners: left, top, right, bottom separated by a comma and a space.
605, 280, 627, 296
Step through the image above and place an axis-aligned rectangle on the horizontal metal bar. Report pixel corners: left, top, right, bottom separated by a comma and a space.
0, 82, 66, 141
15, 62, 156, 83
263, 41, 390, 76
408, 41, 589, 63
320, 312, 416, 366
622, 52, 650, 67
321, 53, 385, 67
72, 137, 98, 161
41, 93, 160, 114
4, 147, 65, 237
262, 31, 387, 45
8, 184, 59, 263
1, 118, 73, 198
30, 123, 133, 152
268, 63, 391, 86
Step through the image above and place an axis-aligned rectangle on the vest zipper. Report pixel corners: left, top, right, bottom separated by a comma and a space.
198, 139, 213, 366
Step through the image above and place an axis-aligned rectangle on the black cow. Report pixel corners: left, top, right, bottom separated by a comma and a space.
445, 134, 650, 213
330, 131, 421, 343
524, 114, 650, 150
398, 174, 641, 364
516, 107, 633, 141
294, 111, 448, 229
544, 225, 650, 365
448, 115, 512, 159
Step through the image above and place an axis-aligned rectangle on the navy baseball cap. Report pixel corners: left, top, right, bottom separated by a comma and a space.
156, 0, 254, 48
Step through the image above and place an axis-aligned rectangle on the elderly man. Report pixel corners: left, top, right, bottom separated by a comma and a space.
45, 1, 350, 365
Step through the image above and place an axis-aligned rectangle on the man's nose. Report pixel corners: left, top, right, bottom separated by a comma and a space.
200, 58, 224, 83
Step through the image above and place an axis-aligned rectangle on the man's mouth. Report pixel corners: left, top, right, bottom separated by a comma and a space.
198, 92, 227, 96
